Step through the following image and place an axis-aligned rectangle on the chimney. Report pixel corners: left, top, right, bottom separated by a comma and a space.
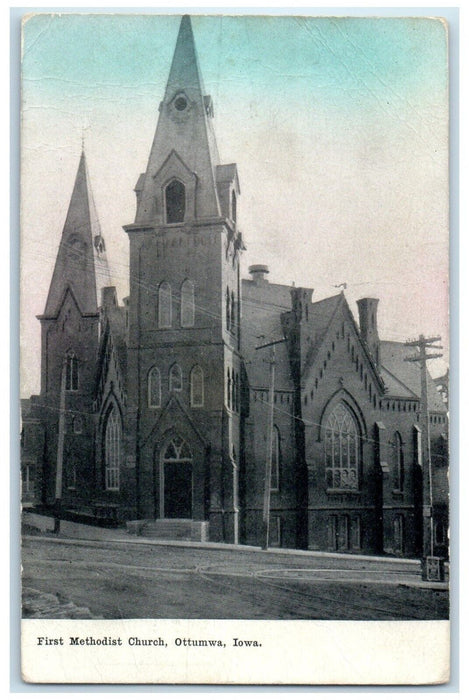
357, 298, 380, 366
101, 286, 118, 309
248, 264, 269, 285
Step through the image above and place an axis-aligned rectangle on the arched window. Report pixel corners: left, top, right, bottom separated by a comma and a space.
169, 364, 182, 392
393, 432, 404, 491
148, 367, 161, 408
158, 282, 172, 328
165, 179, 185, 224
65, 351, 78, 391
230, 291, 236, 331
227, 368, 231, 409
271, 426, 281, 491
231, 191, 237, 224
104, 406, 121, 491
190, 365, 204, 407
231, 368, 236, 410
226, 287, 231, 331
325, 402, 360, 489
73, 415, 83, 434
181, 280, 195, 328
434, 519, 446, 546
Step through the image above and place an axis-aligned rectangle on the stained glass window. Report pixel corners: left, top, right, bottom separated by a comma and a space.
158, 282, 172, 328
190, 366, 204, 407
393, 431, 404, 491
104, 407, 121, 490
169, 364, 182, 392
325, 402, 359, 489
181, 280, 195, 327
148, 367, 161, 408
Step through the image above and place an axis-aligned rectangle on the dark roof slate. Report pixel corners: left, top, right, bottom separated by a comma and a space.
380, 341, 446, 412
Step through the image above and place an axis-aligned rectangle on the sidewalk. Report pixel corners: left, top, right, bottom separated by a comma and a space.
22, 510, 448, 589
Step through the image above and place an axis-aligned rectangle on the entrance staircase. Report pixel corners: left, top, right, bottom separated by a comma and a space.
127, 518, 209, 542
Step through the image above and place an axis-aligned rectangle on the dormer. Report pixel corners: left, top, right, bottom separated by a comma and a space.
216, 164, 240, 228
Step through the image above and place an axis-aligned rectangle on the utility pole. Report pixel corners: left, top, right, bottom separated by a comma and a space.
256, 338, 285, 550
54, 358, 68, 533
405, 335, 443, 580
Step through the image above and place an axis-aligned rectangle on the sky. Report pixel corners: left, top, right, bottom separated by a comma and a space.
20, 13, 449, 397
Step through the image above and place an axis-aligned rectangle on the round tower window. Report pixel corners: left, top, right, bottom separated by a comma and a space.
174, 96, 188, 111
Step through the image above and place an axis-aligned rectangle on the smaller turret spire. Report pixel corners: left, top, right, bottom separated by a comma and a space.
42, 150, 111, 317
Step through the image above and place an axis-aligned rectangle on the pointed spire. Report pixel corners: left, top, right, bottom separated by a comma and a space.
43, 150, 112, 317
134, 15, 221, 224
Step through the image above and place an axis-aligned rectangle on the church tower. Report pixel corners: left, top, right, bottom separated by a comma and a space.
124, 16, 243, 542
37, 149, 111, 506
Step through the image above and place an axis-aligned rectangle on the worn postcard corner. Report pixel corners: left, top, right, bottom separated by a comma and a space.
20, 12, 450, 686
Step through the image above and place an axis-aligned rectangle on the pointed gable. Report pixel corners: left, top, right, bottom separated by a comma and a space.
294, 292, 384, 394
135, 15, 221, 224
42, 151, 111, 318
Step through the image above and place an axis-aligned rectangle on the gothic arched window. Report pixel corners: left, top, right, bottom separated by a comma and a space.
158, 281, 172, 328
190, 365, 204, 407
169, 364, 182, 392
148, 367, 161, 408
226, 287, 231, 331
181, 280, 195, 328
325, 402, 360, 489
271, 426, 281, 491
393, 431, 404, 491
231, 190, 237, 224
227, 368, 231, 409
230, 291, 236, 331
65, 351, 78, 391
104, 406, 121, 491
231, 368, 236, 410
165, 179, 185, 224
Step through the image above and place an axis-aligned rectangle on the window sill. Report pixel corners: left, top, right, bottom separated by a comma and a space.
326, 488, 361, 495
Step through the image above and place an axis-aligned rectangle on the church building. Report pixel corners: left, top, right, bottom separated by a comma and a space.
21, 15, 448, 559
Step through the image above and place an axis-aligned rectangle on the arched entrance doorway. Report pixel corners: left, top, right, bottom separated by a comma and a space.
160, 436, 193, 518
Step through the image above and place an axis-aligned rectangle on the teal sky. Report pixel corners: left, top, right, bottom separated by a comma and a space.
23, 14, 447, 113
20, 14, 449, 397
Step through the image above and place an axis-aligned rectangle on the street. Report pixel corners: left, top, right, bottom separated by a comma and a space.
22, 534, 449, 620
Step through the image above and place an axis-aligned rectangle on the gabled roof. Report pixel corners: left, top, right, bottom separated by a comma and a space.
95, 304, 127, 395
216, 164, 240, 193
302, 294, 343, 374
107, 305, 127, 381
380, 341, 446, 412
42, 151, 111, 318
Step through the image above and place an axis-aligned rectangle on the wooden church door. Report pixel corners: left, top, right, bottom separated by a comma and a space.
162, 436, 193, 519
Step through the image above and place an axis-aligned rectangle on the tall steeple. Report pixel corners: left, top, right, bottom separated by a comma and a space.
134, 15, 221, 224
42, 149, 111, 318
